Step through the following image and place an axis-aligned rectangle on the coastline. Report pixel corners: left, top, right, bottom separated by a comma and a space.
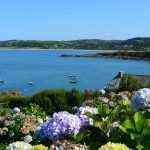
60, 51, 150, 61
0, 47, 130, 52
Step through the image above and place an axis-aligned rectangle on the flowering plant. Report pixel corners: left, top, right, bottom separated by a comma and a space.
76, 106, 97, 127
132, 88, 150, 111
31, 144, 48, 150
39, 111, 81, 142
7, 141, 32, 150
99, 142, 130, 150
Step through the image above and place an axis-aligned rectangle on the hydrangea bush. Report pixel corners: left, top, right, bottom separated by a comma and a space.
131, 88, 150, 111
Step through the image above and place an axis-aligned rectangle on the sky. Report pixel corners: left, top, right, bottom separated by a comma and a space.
0, 0, 150, 40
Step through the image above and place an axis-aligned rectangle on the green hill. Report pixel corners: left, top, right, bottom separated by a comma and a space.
0, 37, 150, 50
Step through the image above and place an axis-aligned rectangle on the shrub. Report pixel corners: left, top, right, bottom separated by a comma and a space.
30, 89, 85, 114
66, 89, 84, 107
83, 90, 102, 100
73, 126, 107, 150
30, 89, 68, 114
0, 107, 12, 116
144, 50, 150, 57
22, 103, 47, 119
0, 144, 6, 150
119, 74, 142, 91
8, 96, 30, 108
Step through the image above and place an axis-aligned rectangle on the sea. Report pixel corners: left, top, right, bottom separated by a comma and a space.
0, 49, 150, 95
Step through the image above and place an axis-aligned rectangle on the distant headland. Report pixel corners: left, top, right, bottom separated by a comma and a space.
61, 50, 150, 61
0, 37, 150, 51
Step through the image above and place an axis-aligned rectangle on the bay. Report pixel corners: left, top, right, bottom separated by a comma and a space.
0, 49, 150, 95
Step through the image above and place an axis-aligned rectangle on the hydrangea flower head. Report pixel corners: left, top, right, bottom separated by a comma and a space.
7, 141, 32, 150
99, 89, 106, 95
76, 106, 98, 127
99, 142, 130, 150
109, 122, 119, 137
24, 135, 33, 143
39, 111, 81, 142
31, 144, 48, 150
131, 88, 150, 111
13, 107, 21, 113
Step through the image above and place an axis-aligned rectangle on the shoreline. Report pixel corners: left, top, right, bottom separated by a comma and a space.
60, 51, 150, 61
0, 47, 135, 52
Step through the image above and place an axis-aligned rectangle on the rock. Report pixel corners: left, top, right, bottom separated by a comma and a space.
0, 91, 22, 97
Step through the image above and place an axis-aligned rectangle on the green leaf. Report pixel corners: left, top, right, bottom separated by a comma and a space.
136, 144, 144, 150
143, 140, 150, 150
122, 119, 135, 131
134, 112, 145, 133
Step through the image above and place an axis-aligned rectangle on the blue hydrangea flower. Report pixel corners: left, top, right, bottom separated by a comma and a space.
132, 88, 150, 111
39, 112, 81, 142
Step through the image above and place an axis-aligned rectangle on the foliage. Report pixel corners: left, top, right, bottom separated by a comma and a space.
72, 126, 107, 150
1, 88, 150, 149
144, 50, 150, 57
9, 116, 26, 141
22, 103, 46, 119
119, 74, 142, 91
0, 144, 6, 150
66, 89, 84, 107
1, 38, 150, 50
0, 107, 12, 116
30, 89, 72, 114
8, 96, 30, 108
119, 111, 150, 150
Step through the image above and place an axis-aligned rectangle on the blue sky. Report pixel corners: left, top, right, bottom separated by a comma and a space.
0, 0, 150, 40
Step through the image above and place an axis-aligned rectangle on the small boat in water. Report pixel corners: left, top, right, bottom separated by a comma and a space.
69, 80, 77, 84
0, 80, 6, 84
27, 81, 34, 85
68, 75, 78, 84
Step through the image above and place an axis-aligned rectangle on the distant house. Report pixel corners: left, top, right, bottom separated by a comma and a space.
105, 71, 150, 91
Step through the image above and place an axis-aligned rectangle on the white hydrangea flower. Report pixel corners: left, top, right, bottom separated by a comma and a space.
7, 141, 32, 150
37, 118, 43, 126
76, 106, 98, 127
13, 107, 21, 113
131, 88, 150, 111
99, 89, 106, 95
77, 106, 98, 115
24, 135, 33, 143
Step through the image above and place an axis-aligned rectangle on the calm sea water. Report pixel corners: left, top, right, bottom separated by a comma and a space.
0, 49, 150, 95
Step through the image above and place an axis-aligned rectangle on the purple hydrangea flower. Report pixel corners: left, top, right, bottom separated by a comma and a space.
39, 112, 81, 142
132, 88, 150, 111
76, 106, 98, 127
